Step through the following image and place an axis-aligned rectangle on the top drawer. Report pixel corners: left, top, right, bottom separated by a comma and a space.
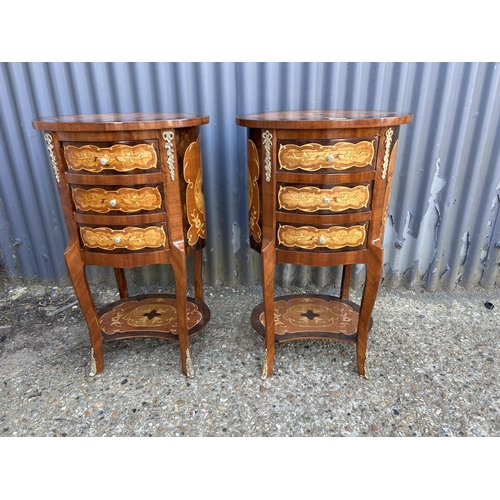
63, 141, 159, 174
278, 137, 378, 173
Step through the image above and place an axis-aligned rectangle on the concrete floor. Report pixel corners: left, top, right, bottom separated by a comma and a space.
2, 273, 498, 496
1, 276, 499, 438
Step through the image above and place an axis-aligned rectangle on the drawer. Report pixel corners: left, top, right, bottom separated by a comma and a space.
64, 142, 159, 173
278, 183, 371, 213
79, 224, 168, 252
278, 138, 377, 173
72, 186, 163, 214
277, 222, 368, 251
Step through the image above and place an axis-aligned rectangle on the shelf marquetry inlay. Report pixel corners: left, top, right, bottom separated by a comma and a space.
259, 296, 358, 336
100, 297, 203, 335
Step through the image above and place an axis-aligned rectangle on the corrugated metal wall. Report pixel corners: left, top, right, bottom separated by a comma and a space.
1, 62, 499, 291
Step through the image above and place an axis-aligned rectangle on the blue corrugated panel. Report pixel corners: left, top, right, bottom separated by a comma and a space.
1, 62, 499, 291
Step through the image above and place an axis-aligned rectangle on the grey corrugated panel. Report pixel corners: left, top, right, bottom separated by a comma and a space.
0, 196, 16, 274
1, 62, 500, 291
384, 62, 500, 290
439, 63, 500, 289
0, 62, 68, 279
193, 62, 241, 285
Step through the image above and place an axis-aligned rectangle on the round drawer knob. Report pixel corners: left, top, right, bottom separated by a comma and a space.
325, 154, 333, 162
113, 237, 121, 244
318, 236, 326, 244
323, 197, 331, 205
109, 199, 117, 207
99, 157, 108, 166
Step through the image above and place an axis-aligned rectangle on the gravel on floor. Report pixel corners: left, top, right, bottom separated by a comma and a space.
1, 276, 499, 439
2, 274, 498, 495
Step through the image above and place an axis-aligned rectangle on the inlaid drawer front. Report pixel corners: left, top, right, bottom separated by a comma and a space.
278, 224, 367, 250
64, 143, 157, 173
80, 226, 167, 251
278, 185, 370, 213
279, 141, 375, 172
72, 187, 162, 213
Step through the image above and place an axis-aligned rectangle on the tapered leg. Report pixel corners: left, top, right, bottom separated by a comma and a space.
64, 243, 103, 376
356, 242, 383, 378
193, 248, 204, 302
114, 268, 129, 299
261, 242, 276, 379
171, 241, 193, 377
341, 264, 352, 300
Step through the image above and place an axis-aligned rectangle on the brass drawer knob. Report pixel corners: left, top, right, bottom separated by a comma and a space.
99, 157, 108, 166
109, 199, 117, 207
322, 197, 331, 205
318, 236, 326, 244
325, 154, 333, 163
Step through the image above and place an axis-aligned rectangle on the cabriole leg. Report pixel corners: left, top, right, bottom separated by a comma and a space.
261, 242, 276, 379
64, 244, 104, 376
171, 242, 194, 377
356, 243, 383, 378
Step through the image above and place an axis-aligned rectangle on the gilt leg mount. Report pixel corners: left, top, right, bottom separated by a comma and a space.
186, 348, 195, 378
89, 348, 97, 377
362, 353, 370, 380
261, 349, 268, 380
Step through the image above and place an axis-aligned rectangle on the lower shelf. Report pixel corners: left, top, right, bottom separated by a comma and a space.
251, 294, 372, 343
98, 294, 210, 342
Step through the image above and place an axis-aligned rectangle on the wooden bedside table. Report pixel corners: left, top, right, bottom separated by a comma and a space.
236, 110, 413, 379
32, 113, 211, 377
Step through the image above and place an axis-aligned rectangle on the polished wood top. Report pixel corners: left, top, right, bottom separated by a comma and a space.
32, 112, 209, 132
236, 110, 413, 129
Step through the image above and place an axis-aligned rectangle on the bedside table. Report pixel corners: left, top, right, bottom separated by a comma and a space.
236, 110, 413, 379
32, 113, 211, 377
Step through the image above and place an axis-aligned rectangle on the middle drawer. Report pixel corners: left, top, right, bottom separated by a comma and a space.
71, 185, 164, 214
277, 181, 372, 215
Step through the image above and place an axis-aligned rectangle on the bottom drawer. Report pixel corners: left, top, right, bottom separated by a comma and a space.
277, 222, 368, 251
79, 224, 168, 252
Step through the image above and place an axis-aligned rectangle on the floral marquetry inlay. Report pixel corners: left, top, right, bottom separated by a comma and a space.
64, 143, 157, 172
100, 297, 203, 336
279, 141, 375, 171
278, 224, 366, 250
259, 297, 358, 336
247, 140, 261, 242
278, 185, 370, 213
183, 137, 206, 245
80, 226, 167, 251
72, 187, 162, 213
